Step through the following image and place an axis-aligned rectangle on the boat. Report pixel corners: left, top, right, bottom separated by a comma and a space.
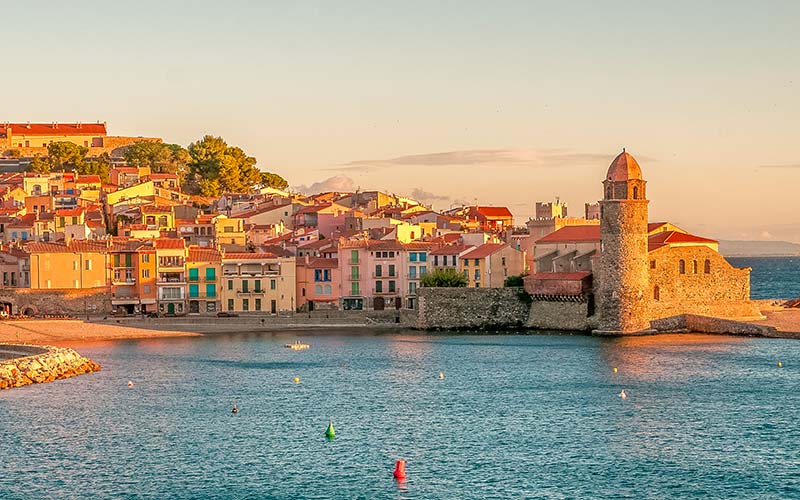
285, 340, 310, 350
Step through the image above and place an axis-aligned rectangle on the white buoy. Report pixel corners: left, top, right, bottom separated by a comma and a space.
619, 389, 627, 400
127, 380, 134, 388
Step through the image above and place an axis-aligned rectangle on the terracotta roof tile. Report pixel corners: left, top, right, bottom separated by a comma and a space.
535, 226, 601, 244
460, 243, 508, 260
188, 246, 222, 262
3, 123, 106, 137
154, 238, 185, 250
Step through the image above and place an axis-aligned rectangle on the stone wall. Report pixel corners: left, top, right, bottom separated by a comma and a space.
648, 246, 760, 320
417, 287, 530, 330
0, 344, 101, 389
527, 300, 596, 331
0, 288, 112, 316
651, 314, 777, 337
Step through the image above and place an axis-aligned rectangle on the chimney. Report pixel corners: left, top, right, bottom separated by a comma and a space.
53, 121, 58, 129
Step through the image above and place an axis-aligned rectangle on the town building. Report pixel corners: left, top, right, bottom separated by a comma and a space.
186, 246, 221, 315
296, 256, 340, 311
154, 238, 187, 315
459, 243, 526, 288
220, 253, 296, 314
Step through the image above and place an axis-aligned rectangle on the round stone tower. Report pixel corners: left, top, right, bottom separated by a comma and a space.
596, 149, 651, 334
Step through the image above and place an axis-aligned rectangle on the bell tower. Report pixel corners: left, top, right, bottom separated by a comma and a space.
595, 149, 651, 335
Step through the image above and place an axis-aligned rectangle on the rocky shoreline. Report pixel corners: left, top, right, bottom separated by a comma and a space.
0, 344, 101, 390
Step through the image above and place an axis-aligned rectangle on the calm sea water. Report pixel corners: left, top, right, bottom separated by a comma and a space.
728, 256, 800, 300
1, 332, 799, 499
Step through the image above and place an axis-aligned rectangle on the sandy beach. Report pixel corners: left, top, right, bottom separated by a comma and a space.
0, 319, 201, 346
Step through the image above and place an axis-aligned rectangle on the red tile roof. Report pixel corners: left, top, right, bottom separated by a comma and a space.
141, 205, 172, 214
55, 207, 85, 217
430, 244, 472, 256
77, 175, 101, 184
2, 123, 107, 137
648, 231, 718, 251
529, 272, 592, 281
475, 206, 513, 218
299, 257, 338, 268
27, 240, 110, 253
154, 238, 185, 250
606, 150, 643, 182
188, 246, 222, 262
535, 225, 601, 244
223, 252, 278, 260
461, 243, 508, 260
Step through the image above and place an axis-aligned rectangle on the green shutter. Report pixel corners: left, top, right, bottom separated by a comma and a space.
206, 267, 216, 281
188, 268, 199, 281
189, 284, 199, 298
206, 284, 216, 298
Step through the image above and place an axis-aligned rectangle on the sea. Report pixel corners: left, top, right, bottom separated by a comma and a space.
728, 256, 800, 300
1, 331, 799, 499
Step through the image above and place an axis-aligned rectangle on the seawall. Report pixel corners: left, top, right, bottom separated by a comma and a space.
417, 287, 530, 330
0, 344, 101, 390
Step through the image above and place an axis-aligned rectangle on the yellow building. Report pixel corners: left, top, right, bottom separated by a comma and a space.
23, 174, 50, 197
186, 246, 222, 315
141, 205, 175, 231
28, 241, 109, 289
220, 253, 296, 314
55, 208, 86, 234
76, 175, 102, 203
213, 215, 247, 246
460, 243, 526, 288
2, 122, 107, 149
105, 181, 156, 207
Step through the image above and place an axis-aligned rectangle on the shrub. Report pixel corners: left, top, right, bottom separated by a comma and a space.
420, 268, 468, 287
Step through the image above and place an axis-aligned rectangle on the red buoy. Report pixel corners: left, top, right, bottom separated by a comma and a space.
393, 460, 406, 480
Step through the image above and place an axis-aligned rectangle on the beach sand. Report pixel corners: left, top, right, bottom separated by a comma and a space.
0, 319, 200, 346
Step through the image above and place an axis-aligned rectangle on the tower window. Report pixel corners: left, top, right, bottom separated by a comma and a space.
693, 260, 698, 274
679, 260, 686, 274
650, 260, 656, 269
633, 186, 639, 199
653, 285, 660, 301
704, 259, 711, 274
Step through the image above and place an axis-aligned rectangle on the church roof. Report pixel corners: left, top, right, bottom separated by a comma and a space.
606, 149, 643, 182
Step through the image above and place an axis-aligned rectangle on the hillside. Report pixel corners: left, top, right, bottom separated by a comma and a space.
719, 240, 800, 257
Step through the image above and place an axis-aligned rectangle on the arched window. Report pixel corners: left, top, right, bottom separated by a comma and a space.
653, 285, 660, 301
606, 186, 612, 199
704, 259, 711, 274
679, 260, 686, 274
633, 186, 639, 199
693, 260, 698, 274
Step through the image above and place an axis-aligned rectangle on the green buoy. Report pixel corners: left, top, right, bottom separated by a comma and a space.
325, 420, 335, 439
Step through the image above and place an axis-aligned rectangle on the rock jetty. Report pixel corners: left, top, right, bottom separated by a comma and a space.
0, 344, 101, 390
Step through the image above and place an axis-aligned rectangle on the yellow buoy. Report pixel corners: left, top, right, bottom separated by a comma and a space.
612, 367, 618, 373
438, 372, 445, 380
293, 376, 300, 384
777, 361, 783, 368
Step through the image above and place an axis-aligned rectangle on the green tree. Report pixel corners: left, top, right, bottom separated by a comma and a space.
29, 155, 51, 174
47, 141, 88, 172
260, 171, 288, 190
420, 268, 468, 287
503, 274, 526, 287
186, 135, 261, 196
78, 152, 111, 183
123, 141, 190, 181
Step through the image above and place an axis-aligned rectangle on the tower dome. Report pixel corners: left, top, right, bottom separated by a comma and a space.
606, 149, 642, 182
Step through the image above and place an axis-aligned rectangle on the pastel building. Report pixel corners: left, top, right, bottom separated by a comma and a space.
220, 253, 296, 314
339, 240, 405, 311
28, 241, 109, 289
186, 246, 221, 315
296, 256, 340, 311
460, 243, 526, 288
155, 238, 187, 315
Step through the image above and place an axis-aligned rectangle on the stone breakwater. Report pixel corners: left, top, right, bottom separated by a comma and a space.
0, 344, 101, 390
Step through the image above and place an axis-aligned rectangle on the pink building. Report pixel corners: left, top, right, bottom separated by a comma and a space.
296, 256, 340, 311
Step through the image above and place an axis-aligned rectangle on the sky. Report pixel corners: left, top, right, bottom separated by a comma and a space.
5, 1, 800, 241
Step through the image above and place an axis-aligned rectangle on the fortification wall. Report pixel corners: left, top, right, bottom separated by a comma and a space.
0, 288, 112, 316
527, 300, 596, 331
0, 344, 101, 389
417, 287, 530, 330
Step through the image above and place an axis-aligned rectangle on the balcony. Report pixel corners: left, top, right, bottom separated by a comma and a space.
112, 278, 137, 286
372, 272, 397, 278
237, 290, 266, 296
157, 277, 186, 284
372, 288, 397, 295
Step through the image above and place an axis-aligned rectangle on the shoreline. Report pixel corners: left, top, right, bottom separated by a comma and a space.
1, 306, 799, 346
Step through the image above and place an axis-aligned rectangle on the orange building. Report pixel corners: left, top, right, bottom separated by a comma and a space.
28, 240, 110, 289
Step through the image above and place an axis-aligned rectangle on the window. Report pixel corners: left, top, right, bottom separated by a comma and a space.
254, 279, 262, 292
224, 226, 233, 233
189, 284, 199, 298
143, 285, 151, 294
351, 282, 359, 295
633, 186, 639, 199
255, 299, 262, 311
419, 253, 427, 262
464, 260, 469, 267
474, 259, 480, 266
324, 285, 331, 295
351, 266, 359, 279
409, 266, 417, 279
314, 270, 323, 282
188, 268, 199, 281
693, 260, 698, 274
704, 259, 711, 274
375, 265, 382, 277
388, 280, 396, 293
315, 285, 323, 294
242, 299, 249, 311
142, 254, 150, 263
270, 279, 276, 290
388, 264, 395, 277
85, 259, 92, 271
228, 299, 234, 311
375, 281, 383, 293
323, 269, 330, 281
420, 266, 427, 276
679, 260, 686, 274
206, 284, 216, 298
158, 215, 168, 227
434, 256, 439, 266
410, 252, 418, 262
474, 269, 480, 280
206, 267, 216, 281
654, 285, 660, 301
350, 250, 359, 263
242, 280, 249, 293
409, 282, 417, 294
227, 280, 233, 290
650, 260, 656, 269
207, 302, 216, 313
501, 257, 506, 266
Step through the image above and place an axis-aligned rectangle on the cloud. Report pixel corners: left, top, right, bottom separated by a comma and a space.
409, 188, 449, 204
294, 175, 357, 195
338, 148, 647, 171
758, 163, 800, 169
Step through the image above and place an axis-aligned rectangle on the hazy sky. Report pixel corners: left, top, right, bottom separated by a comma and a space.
5, 1, 800, 241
